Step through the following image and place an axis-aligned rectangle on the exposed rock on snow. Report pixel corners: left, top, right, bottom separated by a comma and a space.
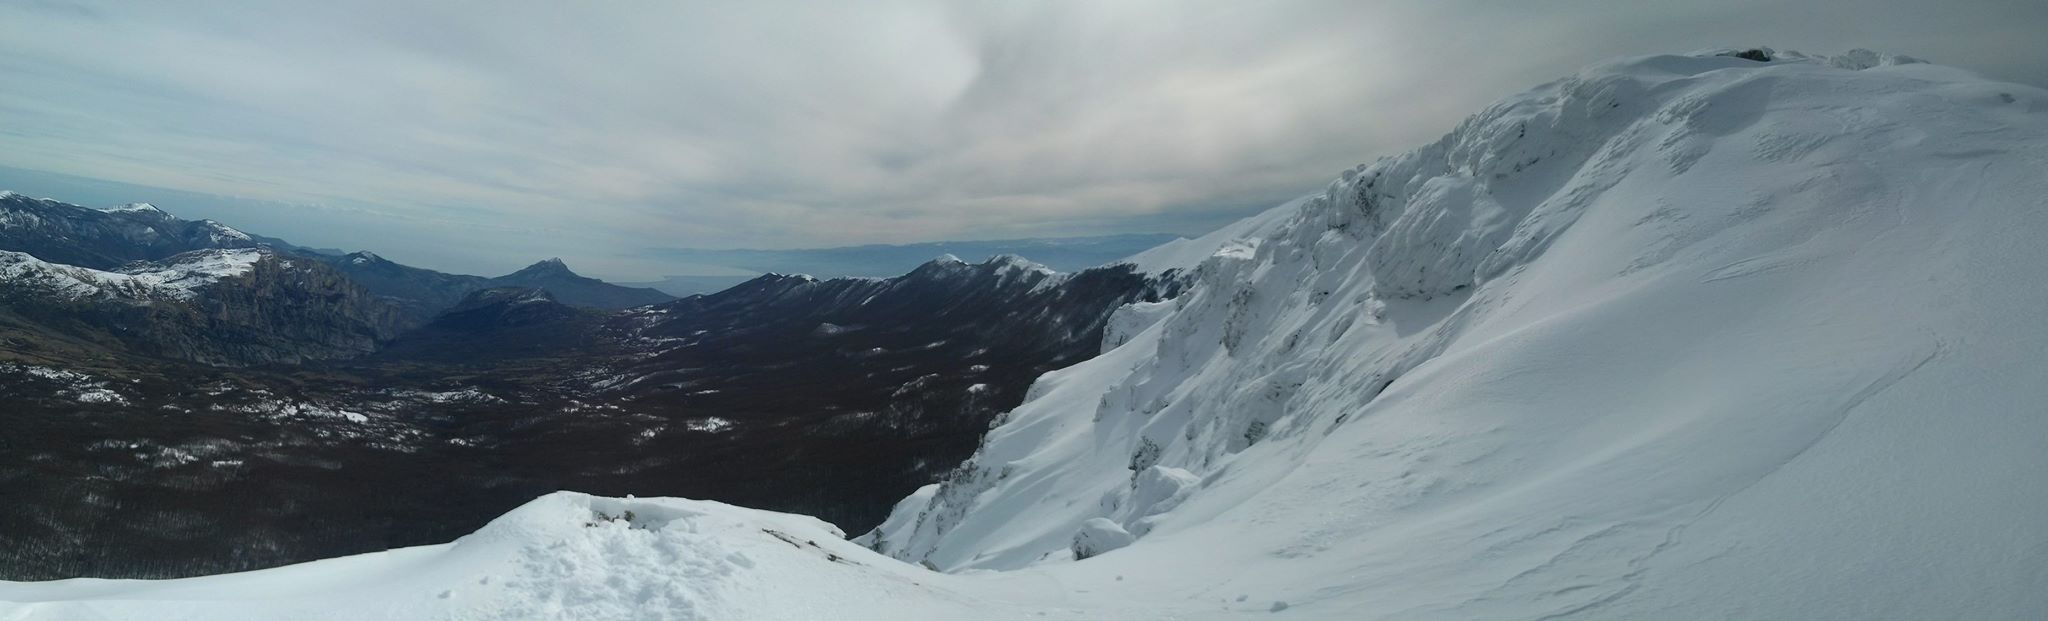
1070, 518, 1132, 560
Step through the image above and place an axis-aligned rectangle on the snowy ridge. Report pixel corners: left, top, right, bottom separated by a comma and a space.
867, 49, 2048, 617
198, 219, 252, 244
101, 202, 168, 215
0, 248, 265, 301
1115, 200, 1296, 275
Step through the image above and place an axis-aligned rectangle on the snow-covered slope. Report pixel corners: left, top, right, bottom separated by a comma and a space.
1116, 201, 1297, 275
0, 248, 264, 301
868, 48, 2048, 617
9, 49, 2048, 619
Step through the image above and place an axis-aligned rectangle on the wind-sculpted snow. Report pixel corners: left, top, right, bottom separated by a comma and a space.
10, 50, 2048, 620
867, 49, 2048, 618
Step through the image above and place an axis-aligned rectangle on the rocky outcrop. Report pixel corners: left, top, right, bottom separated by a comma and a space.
318, 251, 491, 325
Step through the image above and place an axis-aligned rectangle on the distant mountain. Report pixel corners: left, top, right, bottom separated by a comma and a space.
0, 248, 403, 365
2, 250, 1177, 579
0, 193, 262, 269
643, 234, 1182, 282
315, 251, 491, 323
247, 232, 345, 257
2, 192, 671, 322
613, 274, 757, 297
485, 258, 673, 310
320, 254, 672, 319
372, 287, 605, 363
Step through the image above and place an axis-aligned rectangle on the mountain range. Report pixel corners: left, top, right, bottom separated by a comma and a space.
0, 194, 1174, 578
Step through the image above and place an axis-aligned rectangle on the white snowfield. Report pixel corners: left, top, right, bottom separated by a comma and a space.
9, 49, 2048, 620
1117, 198, 1297, 275
0, 248, 265, 301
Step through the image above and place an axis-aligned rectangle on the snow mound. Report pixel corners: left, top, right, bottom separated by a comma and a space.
0, 492, 1110, 620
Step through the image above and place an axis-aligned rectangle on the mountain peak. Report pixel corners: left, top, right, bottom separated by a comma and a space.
524, 257, 573, 273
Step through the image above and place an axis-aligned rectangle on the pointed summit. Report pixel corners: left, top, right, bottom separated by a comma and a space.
487, 258, 673, 310
511, 257, 578, 278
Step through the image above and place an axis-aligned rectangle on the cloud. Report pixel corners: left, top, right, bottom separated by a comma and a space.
1, 0, 2042, 278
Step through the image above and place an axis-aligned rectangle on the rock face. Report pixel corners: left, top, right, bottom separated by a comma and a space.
318, 251, 491, 324
183, 253, 407, 364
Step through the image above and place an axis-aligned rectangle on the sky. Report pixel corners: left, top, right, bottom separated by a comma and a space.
2, 0, 2044, 279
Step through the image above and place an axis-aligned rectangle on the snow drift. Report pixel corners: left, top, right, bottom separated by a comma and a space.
9, 49, 2048, 619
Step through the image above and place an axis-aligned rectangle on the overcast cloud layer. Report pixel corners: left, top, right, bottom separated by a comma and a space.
2, 0, 2044, 278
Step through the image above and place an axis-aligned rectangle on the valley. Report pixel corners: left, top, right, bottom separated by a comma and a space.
0, 194, 1175, 578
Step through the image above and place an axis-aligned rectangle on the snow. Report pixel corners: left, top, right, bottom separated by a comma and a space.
9, 50, 2048, 620
1115, 199, 1295, 274
199, 220, 253, 243
0, 363, 131, 405
984, 253, 1057, 276
0, 248, 263, 301
0, 493, 1136, 620
684, 417, 734, 433
121, 249, 267, 297
1068, 518, 1132, 560
873, 49, 2048, 617
101, 202, 167, 215
386, 388, 506, 404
